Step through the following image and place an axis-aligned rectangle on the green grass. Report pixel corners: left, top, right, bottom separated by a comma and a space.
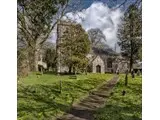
18, 73, 113, 120
94, 75, 142, 120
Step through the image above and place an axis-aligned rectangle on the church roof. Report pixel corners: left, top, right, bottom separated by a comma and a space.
92, 46, 118, 56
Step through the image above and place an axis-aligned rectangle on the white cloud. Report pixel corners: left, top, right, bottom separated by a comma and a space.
63, 2, 123, 52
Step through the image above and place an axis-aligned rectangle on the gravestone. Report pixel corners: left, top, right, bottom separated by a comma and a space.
137, 70, 140, 76
131, 69, 135, 79
116, 68, 119, 75
122, 90, 126, 96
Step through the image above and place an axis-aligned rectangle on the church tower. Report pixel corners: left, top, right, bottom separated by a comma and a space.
56, 21, 76, 74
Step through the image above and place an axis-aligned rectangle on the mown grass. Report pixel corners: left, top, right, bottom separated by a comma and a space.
18, 73, 113, 120
94, 75, 142, 120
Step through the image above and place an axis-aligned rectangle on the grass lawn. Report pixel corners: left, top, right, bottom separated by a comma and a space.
94, 75, 142, 120
18, 73, 113, 120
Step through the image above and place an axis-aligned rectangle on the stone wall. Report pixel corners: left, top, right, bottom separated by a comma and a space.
112, 60, 129, 73
92, 56, 105, 73
56, 21, 76, 74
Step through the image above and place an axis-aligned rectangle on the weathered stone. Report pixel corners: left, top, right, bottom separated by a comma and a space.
55, 21, 130, 74
137, 70, 141, 76
92, 56, 105, 73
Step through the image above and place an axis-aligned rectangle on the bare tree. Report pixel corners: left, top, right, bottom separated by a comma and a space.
88, 28, 107, 47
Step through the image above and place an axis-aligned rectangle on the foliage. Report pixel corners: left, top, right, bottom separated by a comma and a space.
17, 0, 69, 71
138, 47, 142, 61
18, 73, 113, 120
94, 75, 142, 120
42, 42, 56, 71
17, 48, 30, 77
44, 48, 56, 70
88, 28, 107, 48
118, 4, 142, 71
59, 23, 91, 73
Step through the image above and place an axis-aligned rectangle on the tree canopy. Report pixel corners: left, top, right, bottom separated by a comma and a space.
118, 4, 142, 71
88, 28, 106, 48
17, 0, 69, 72
59, 23, 91, 73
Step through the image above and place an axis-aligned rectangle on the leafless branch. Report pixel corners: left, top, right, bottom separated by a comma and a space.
112, 0, 127, 10
39, 1, 69, 45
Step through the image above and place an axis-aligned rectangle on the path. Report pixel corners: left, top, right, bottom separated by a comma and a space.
57, 75, 119, 120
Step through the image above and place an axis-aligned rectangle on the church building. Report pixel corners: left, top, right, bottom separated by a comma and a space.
56, 21, 129, 74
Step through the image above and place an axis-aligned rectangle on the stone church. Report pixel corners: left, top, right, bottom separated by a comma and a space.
56, 21, 129, 74
86, 47, 129, 73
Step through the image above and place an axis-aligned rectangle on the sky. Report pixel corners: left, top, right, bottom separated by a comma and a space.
64, 2, 123, 50
50, 0, 136, 52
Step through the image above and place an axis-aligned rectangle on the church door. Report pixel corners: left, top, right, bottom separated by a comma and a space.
96, 65, 101, 73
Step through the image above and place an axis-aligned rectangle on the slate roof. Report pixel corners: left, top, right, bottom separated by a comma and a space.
92, 46, 118, 56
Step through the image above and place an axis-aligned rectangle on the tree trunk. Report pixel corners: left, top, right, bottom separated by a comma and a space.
40, 66, 43, 74
130, 38, 133, 72
85, 66, 87, 75
73, 67, 76, 75
129, 56, 133, 72
129, 19, 134, 72
125, 74, 128, 86
34, 49, 39, 72
125, 69, 129, 86
28, 49, 35, 72
69, 65, 72, 74
28, 47, 39, 72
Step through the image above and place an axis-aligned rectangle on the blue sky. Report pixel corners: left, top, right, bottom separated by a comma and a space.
69, 0, 137, 10
50, 0, 138, 52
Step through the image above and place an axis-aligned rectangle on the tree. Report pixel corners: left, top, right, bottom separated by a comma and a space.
17, 33, 30, 77
118, 4, 142, 72
59, 23, 90, 74
111, 0, 142, 10
17, 0, 69, 72
88, 28, 107, 48
43, 42, 56, 71
17, 48, 29, 77
138, 47, 142, 61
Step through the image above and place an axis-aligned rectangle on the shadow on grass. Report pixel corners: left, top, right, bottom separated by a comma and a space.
18, 77, 106, 120
43, 71, 57, 75
94, 78, 142, 120
18, 84, 70, 119
94, 104, 141, 120
62, 78, 100, 91
43, 71, 82, 76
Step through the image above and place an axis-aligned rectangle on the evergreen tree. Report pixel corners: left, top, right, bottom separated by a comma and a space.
118, 4, 142, 72
59, 23, 91, 74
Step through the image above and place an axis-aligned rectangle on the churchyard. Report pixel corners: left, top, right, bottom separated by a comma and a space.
17, 73, 142, 120
17, 0, 142, 119
94, 74, 142, 120
17, 73, 113, 120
